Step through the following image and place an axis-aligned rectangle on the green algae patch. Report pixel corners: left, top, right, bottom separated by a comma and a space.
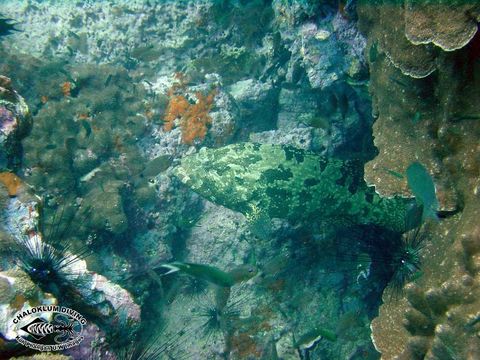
173, 143, 413, 232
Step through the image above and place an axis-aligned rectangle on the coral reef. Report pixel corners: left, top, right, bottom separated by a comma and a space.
0, 1, 421, 358
358, 1, 480, 358
21, 63, 151, 235
358, 0, 480, 78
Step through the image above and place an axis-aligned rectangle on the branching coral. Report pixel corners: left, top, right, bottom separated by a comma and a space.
164, 88, 217, 145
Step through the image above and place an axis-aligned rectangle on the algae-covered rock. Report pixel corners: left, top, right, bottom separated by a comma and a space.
83, 180, 128, 235
173, 143, 413, 232
21, 63, 153, 236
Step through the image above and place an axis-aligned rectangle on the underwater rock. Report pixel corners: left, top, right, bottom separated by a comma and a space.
227, 79, 277, 137
173, 143, 412, 233
0, 191, 140, 343
82, 180, 128, 235
132, 229, 172, 265
10, 353, 71, 359
204, 88, 239, 147
249, 127, 315, 151
273, 1, 367, 89
90, 273, 141, 322
22, 63, 149, 236
185, 201, 251, 267
0, 75, 31, 169
159, 73, 239, 147
277, 87, 319, 130
276, 84, 371, 157
0, 1, 210, 63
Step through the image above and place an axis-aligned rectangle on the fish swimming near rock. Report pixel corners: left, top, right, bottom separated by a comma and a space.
406, 161, 439, 221
160, 261, 257, 288
173, 143, 415, 233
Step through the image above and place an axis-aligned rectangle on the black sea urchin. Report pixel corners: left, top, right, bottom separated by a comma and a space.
10, 203, 92, 302
386, 225, 426, 297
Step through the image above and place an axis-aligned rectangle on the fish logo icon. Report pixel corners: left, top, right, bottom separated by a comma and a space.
20, 315, 81, 343
12, 305, 86, 351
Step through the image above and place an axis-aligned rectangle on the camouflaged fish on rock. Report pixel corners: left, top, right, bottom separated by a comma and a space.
173, 143, 413, 232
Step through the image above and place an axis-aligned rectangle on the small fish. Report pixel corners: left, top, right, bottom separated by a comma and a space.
64, 137, 77, 153
228, 264, 258, 283
58, 69, 76, 84
356, 252, 371, 284
345, 78, 369, 87
294, 326, 337, 350
140, 155, 173, 178
406, 162, 439, 221
66, 46, 75, 56
45, 144, 57, 150
161, 262, 236, 287
301, 116, 330, 130
0, 15, 20, 37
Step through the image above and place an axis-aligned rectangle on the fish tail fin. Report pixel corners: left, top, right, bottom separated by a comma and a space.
160, 263, 181, 276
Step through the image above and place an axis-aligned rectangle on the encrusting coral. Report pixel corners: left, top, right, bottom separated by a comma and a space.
358, 1, 480, 358
404, 0, 480, 52
163, 77, 217, 145
358, 0, 480, 79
